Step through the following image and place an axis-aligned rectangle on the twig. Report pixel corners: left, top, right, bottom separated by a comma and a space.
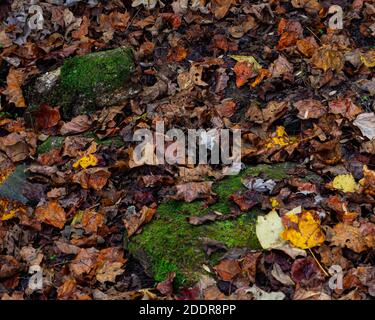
308, 248, 329, 277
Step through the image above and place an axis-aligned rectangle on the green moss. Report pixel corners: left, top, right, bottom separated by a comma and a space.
128, 163, 295, 286
60, 47, 134, 97
37, 136, 65, 154
43, 47, 135, 118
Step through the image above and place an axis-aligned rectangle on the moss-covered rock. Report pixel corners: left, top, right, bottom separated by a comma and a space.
26, 47, 138, 119
128, 163, 296, 287
37, 136, 65, 155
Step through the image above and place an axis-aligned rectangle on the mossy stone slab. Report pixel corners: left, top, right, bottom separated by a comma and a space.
26, 47, 137, 119
128, 163, 300, 286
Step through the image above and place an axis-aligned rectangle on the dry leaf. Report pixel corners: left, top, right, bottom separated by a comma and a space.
4, 68, 26, 108
281, 210, 325, 249
311, 47, 344, 72
35, 201, 66, 229
72, 168, 111, 190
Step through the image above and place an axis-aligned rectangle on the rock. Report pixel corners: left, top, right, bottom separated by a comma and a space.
25, 47, 138, 119
128, 163, 299, 286
0, 165, 30, 204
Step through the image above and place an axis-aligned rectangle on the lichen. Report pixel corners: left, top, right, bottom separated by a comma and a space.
128, 163, 295, 286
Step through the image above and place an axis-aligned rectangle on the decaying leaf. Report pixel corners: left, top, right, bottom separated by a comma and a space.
34, 201, 66, 229
72, 168, 111, 190
256, 209, 286, 250
311, 47, 344, 72
329, 174, 360, 193
173, 182, 215, 202
4, 68, 26, 108
331, 222, 375, 253
281, 210, 325, 249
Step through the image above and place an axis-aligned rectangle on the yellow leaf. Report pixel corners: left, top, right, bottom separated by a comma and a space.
73, 154, 98, 169
360, 50, 375, 68
229, 55, 262, 71
0, 198, 26, 221
265, 126, 297, 149
331, 174, 359, 193
280, 210, 325, 249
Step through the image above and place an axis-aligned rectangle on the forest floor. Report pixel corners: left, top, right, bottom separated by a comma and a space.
0, 0, 375, 300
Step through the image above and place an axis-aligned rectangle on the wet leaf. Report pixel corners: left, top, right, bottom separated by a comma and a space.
281, 210, 325, 249
256, 209, 286, 250
35, 201, 66, 229
4, 68, 26, 108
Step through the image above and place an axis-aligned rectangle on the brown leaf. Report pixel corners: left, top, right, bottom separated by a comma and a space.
35, 201, 66, 229
297, 37, 319, 57
331, 222, 375, 253
311, 47, 344, 72
0, 255, 20, 279
269, 55, 293, 78
72, 168, 111, 190
60, 115, 92, 135
294, 99, 326, 119
4, 68, 26, 108
214, 259, 241, 281
81, 210, 105, 234
70, 247, 99, 278
174, 182, 215, 202
328, 97, 362, 120
123, 205, 157, 237
33, 104, 61, 129
57, 278, 91, 300
230, 190, 263, 211
156, 272, 176, 296
95, 247, 126, 283
211, 0, 234, 19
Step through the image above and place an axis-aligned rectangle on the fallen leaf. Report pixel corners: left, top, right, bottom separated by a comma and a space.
211, 0, 234, 19
4, 68, 26, 108
233, 61, 257, 87
246, 285, 285, 300
70, 247, 98, 278
72, 168, 111, 190
230, 190, 263, 211
281, 210, 325, 249
353, 112, 375, 140
296, 37, 319, 57
214, 259, 241, 281
331, 222, 375, 253
60, 115, 92, 135
73, 154, 98, 170
328, 98, 362, 120
35, 201, 66, 229
81, 210, 105, 234
269, 55, 293, 78
360, 50, 375, 68
294, 99, 326, 119
123, 205, 157, 237
0, 255, 20, 279
311, 47, 344, 72
95, 247, 126, 283
256, 209, 286, 250
174, 182, 214, 203
33, 104, 61, 129
329, 174, 359, 193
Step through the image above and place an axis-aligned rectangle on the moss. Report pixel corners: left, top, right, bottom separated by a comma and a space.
26, 47, 135, 119
128, 163, 295, 286
37, 136, 65, 154
60, 47, 134, 98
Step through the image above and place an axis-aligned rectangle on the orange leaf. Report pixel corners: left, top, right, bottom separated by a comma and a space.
5, 68, 26, 108
35, 201, 66, 229
233, 61, 257, 87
